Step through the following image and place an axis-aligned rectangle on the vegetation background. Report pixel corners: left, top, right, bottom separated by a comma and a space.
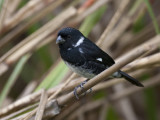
0, 0, 160, 120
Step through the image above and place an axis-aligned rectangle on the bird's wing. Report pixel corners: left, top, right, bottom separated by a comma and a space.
81, 39, 115, 67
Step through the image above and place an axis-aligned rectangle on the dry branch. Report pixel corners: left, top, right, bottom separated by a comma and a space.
1, 104, 38, 120
110, 73, 160, 101
35, 89, 48, 120
10, 100, 60, 120
2, 0, 56, 33
0, 0, 66, 49
102, 16, 131, 49
123, 52, 160, 72
70, 0, 110, 25
24, 100, 60, 120
113, 84, 138, 120
5, 0, 21, 18
97, 0, 130, 46
48, 73, 77, 101
54, 102, 81, 120
62, 73, 160, 120
101, 1, 147, 50
58, 35, 160, 106
24, 73, 77, 119
3, 7, 76, 64
68, 99, 106, 120
114, 16, 160, 57
78, 0, 96, 14
0, 0, 9, 29
0, 68, 146, 119
0, 69, 158, 119
0, 7, 77, 76
0, 77, 85, 118
1, 35, 160, 118
0, 1, 159, 120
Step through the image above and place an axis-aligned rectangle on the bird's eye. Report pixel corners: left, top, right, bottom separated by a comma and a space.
67, 35, 71, 39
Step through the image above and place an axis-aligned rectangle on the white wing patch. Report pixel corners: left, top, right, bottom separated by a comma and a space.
74, 37, 84, 47
79, 48, 84, 53
67, 48, 72, 50
97, 58, 102, 62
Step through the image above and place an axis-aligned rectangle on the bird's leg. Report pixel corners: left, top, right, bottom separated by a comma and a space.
74, 79, 92, 99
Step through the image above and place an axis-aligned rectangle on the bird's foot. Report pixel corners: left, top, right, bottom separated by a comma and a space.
74, 79, 92, 99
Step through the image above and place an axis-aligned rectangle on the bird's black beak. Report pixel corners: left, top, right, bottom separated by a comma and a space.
56, 35, 65, 44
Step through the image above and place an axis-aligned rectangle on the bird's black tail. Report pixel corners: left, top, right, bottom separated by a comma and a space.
119, 70, 144, 87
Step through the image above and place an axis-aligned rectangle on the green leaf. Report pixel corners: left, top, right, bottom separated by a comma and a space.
35, 61, 68, 91
92, 91, 106, 100
35, 5, 107, 91
0, 54, 30, 107
79, 5, 107, 36
106, 107, 119, 120
144, 88, 158, 120
0, 0, 4, 10
144, 0, 160, 34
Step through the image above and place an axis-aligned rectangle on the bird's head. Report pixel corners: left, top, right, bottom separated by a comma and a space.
56, 27, 85, 49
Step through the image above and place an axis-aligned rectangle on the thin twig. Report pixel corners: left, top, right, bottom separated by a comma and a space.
70, 0, 110, 25
23, 73, 77, 119
110, 74, 160, 101
97, 0, 130, 46
54, 102, 81, 120
113, 84, 138, 120
123, 52, 160, 72
2, 0, 56, 33
48, 73, 77, 101
5, 0, 21, 18
68, 99, 106, 120
0, 7, 77, 76
0, 78, 85, 118
50, 72, 160, 119
0, 104, 38, 120
0, 0, 9, 32
99, 103, 108, 120
35, 89, 48, 120
1, 35, 160, 118
0, 0, 66, 49
58, 35, 160, 106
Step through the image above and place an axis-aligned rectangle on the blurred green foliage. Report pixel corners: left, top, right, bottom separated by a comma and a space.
35, 5, 107, 91
106, 107, 119, 120
0, 0, 160, 119
144, 0, 160, 34
132, 15, 145, 33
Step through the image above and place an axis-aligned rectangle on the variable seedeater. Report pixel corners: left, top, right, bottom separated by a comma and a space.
56, 27, 143, 98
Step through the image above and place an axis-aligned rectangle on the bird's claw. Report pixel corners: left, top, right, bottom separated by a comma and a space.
74, 79, 92, 99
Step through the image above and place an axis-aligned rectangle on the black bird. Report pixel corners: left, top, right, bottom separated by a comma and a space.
56, 27, 144, 98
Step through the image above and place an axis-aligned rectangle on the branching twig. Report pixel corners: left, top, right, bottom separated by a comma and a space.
58, 35, 160, 106
70, 0, 110, 25
109, 74, 160, 101
0, 7, 77, 76
48, 73, 77, 101
24, 73, 77, 120
1, 35, 160, 118
97, 0, 130, 46
68, 99, 106, 120
0, 0, 66, 49
2, 0, 56, 33
123, 52, 160, 72
0, 78, 85, 118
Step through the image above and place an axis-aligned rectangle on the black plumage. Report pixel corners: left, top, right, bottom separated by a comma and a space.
56, 27, 144, 87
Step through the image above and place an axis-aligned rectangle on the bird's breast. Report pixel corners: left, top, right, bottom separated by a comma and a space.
65, 61, 96, 79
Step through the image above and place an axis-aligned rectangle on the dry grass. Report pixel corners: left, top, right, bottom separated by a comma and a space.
0, 0, 160, 120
